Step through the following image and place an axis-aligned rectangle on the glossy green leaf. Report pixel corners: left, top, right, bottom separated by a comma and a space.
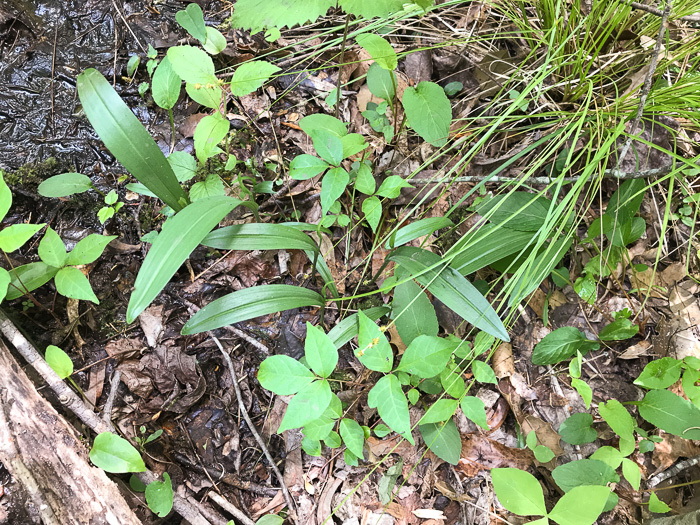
145, 473, 173, 517
38, 227, 67, 268
327, 306, 390, 349
471, 360, 496, 384
305, 322, 338, 378
185, 82, 222, 109
402, 81, 451, 147
0, 223, 44, 252
152, 56, 181, 110
357, 310, 393, 372
532, 327, 599, 365
321, 167, 349, 213
389, 247, 509, 341
55, 267, 99, 303
127, 196, 240, 322
396, 335, 454, 378
353, 161, 375, 195
559, 413, 597, 445
477, 193, 555, 232
0, 268, 10, 303
599, 318, 639, 341
230, 60, 281, 96
648, 492, 671, 513
635, 357, 683, 390
639, 389, 700, 439
548, 486, 611, 525
182, 284, 325, 334
356, 33, 397, 70
258, 354, 315, 395
448, 225, 535, 275
391, 279, 439, 346
299, 114, 347, 138
278, 379, 332, 433
366, 62, 396, 101
491, 468, 546, 516
368, 374, 414, 444
339, 418, 365, 458
45, 345, 73, 379
420, 399, 458, 424
203, 26, 227, 54
386, 217, 454, 249
77, 69, 188, 210
90, 432, 146, 473
194, 113, 229, 163
175, 3, 206, 42
37, 173, 93, 197
5, 262, 58, 300
461, 396, 489, 429
202, 223, 319, 252
166, 46, 218, 85
66, 234, 117, 266
419, 419, 460, 464
362, 196, 382, 233
289, 154, 329, 180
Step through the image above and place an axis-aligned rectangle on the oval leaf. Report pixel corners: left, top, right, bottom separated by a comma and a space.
202, 223, 319, 252
368, 374, 414, 444
278, 379, 332, 433
6, 262, 58, 300
145, 472, 174, 517
418, 419, 461, 465
258, 354, 316, 395
166, 46, 218, 85
90, 432, 146, 473
45, 345, 73, 379
55, 267, 99, 303
230, 60, 281, 96
38, 173, 93, 197
175, 3, 206, 42
305, 323, 338, 378
356, 33, 397, 70
339, 418, 365, 458
152, 56, 181, 110
402, 81, 451, 147
491, 468, 547, 516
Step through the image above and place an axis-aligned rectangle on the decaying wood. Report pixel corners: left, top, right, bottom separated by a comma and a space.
0, 338, 141, 525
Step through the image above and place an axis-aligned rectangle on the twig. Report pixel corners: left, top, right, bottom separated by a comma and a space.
102, 369, 121, 423
209, 334, 297, 523
110, 0, 146, 52
648, 454, 700, 488
0, 309, 212, 525
208, 492, 256, 525
627, 1, 700, 22
613, 0, 672, 177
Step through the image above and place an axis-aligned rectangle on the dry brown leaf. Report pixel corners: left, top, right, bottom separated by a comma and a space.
522, 415, 565, 462
138, 304, 164, 348
492, 342, 514, 378
618, 340, 653, 360
651, 432, 700, 473
457, 434, 534, 477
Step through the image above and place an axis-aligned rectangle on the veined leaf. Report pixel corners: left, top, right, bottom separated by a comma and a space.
127, 196, 240, 323
327, 306, 390, 348
447, 225, 535, 275
299, 114, 348, 138
145, 472, 173, 518
152, 56, 181, 110
357, 310, 393, 372
175, 3, 206, 42
402, 81, 451, 147
389, 247, 509, 341
278, 379, 332, 433
0, 173, 11, 222
339, 418, 365, 458
396, 335, 453, 378
55, 267, 99, 303
391, 279, 439, 345
186, 83, 222, 109
476, 192, 556, 232
289, 154, 329, 180
305, 322, 338, 378
548, 486, 611, 525
0, 224, 44, 252
419, 399, 458, 424
321, 168, 349, 213
167, 151, 197, 183
230, 61, 281, 97
356, 33, 397, 70
638, 389, 700, 439
6, 262, 58, 300
45, 345, 73, 379
366, 63, 396, 101
203, 27, 227, 55
339, 0, 405, 19
194, 113, 229, 163
182, 284, 325, 334
0, 268, 10, 303
166, 46, 218, 85
419, 419, 461, 464
491, 468, 547, 517
38, 227, 67, 268
38, 173, 93, 198
386, 217, 454, 249
258, 354, 315, 395
90, 432, 146, 473
368, 374, 414, 444
202, 223, 319, 252
65, 234, 117, 266
230, 0, 334, 32
77, 69, 188, 211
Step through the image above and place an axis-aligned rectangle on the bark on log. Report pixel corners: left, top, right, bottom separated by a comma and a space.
0, 339, 142, 525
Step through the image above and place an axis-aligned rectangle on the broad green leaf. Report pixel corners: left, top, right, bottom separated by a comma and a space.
375, 175, 412, 198
166, 46, 217, 85
324, 430, 341, 448
635, 357, 683, 390
327, 306, 391, 349
621, 458, 641, 491
289, 154, 329, 180
255, 515, 284, 525
339, 0, 405, 19
574, 274, 597, 305
90, 432, 146, 473
6, 262, 58, 300
599, 399, 636, 442
311, 130, 344, 166
0, 268, 10, 303
366, 63, 396, 101
599, 318, 639, 341
301, 435, 322, 456
440, 364, 465, 398
386, 217, 454, 249
77, 69, 188, 211
389, 247, 509, 341
194, 113, 230, 163
448, 225, 535, 275
167, 151, 197, 182
531, 327, 599, 365
357, 310, 393, 372
127, 196, 240, 322
230, 61, 281, 96
0, 173, 11, 221
339, 418, 365, 458
610, 216, 645, 247
202, 223, 319, 252
185, 82, 222, 109
0, 223, 44, 252
66, 234, 117, 266
299, 114, 347, 138
182, 284, 325, 334
356, 34, 397, 70
303, 415, 335, 441
461, 396, 488, 429
258, 354, 315, 395
419, 419, 460, 464
175, 3, 206, 42
340, 133, 367, 159
321, 167, 349, 213
354, 161, 375, 195
648, 492, 671, 513
477, 193, 555, 232
402, 81, 451, 147
548, 485, 611, 525
278, 379, 332, 432
552, 459, 619, 493
362, 196, 381, 233
368, 374, 414, 444
203, 26, 227, 54
55, 267, 99, 303
638, 389, 700, 439
37, 173, 93, 197
38, 227, 67, 268
534, 445, 555, 462
152, 56, 181, 110
305, 322, 338, 378
45, 345, 73, 379
230, 0, 334, 32
472, 360, 497, 384
189, 174, 225, 201
145, 473, 173, 517
604, 178, 645, 226
491, 468, 546, 516
420, 399, 458, 424
590, 446, 623, 469
558, 413, 597, 445
391, 279, 439, 346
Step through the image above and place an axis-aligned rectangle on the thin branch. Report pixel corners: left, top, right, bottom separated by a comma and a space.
209, 493, 256, 525
648, 454, 700, 488
628, 1, 700, 22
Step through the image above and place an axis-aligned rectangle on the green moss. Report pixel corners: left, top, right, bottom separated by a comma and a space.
3, 157, 73, 188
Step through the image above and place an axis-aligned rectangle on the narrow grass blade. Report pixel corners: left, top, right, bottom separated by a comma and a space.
77, 69, 189, 211
181, 284, 325, 334
389, 247, 509, 341
126, 196, 240, 323
448, 225, 536, 275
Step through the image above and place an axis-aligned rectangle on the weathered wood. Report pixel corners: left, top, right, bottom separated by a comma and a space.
0, 339, 142, 525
